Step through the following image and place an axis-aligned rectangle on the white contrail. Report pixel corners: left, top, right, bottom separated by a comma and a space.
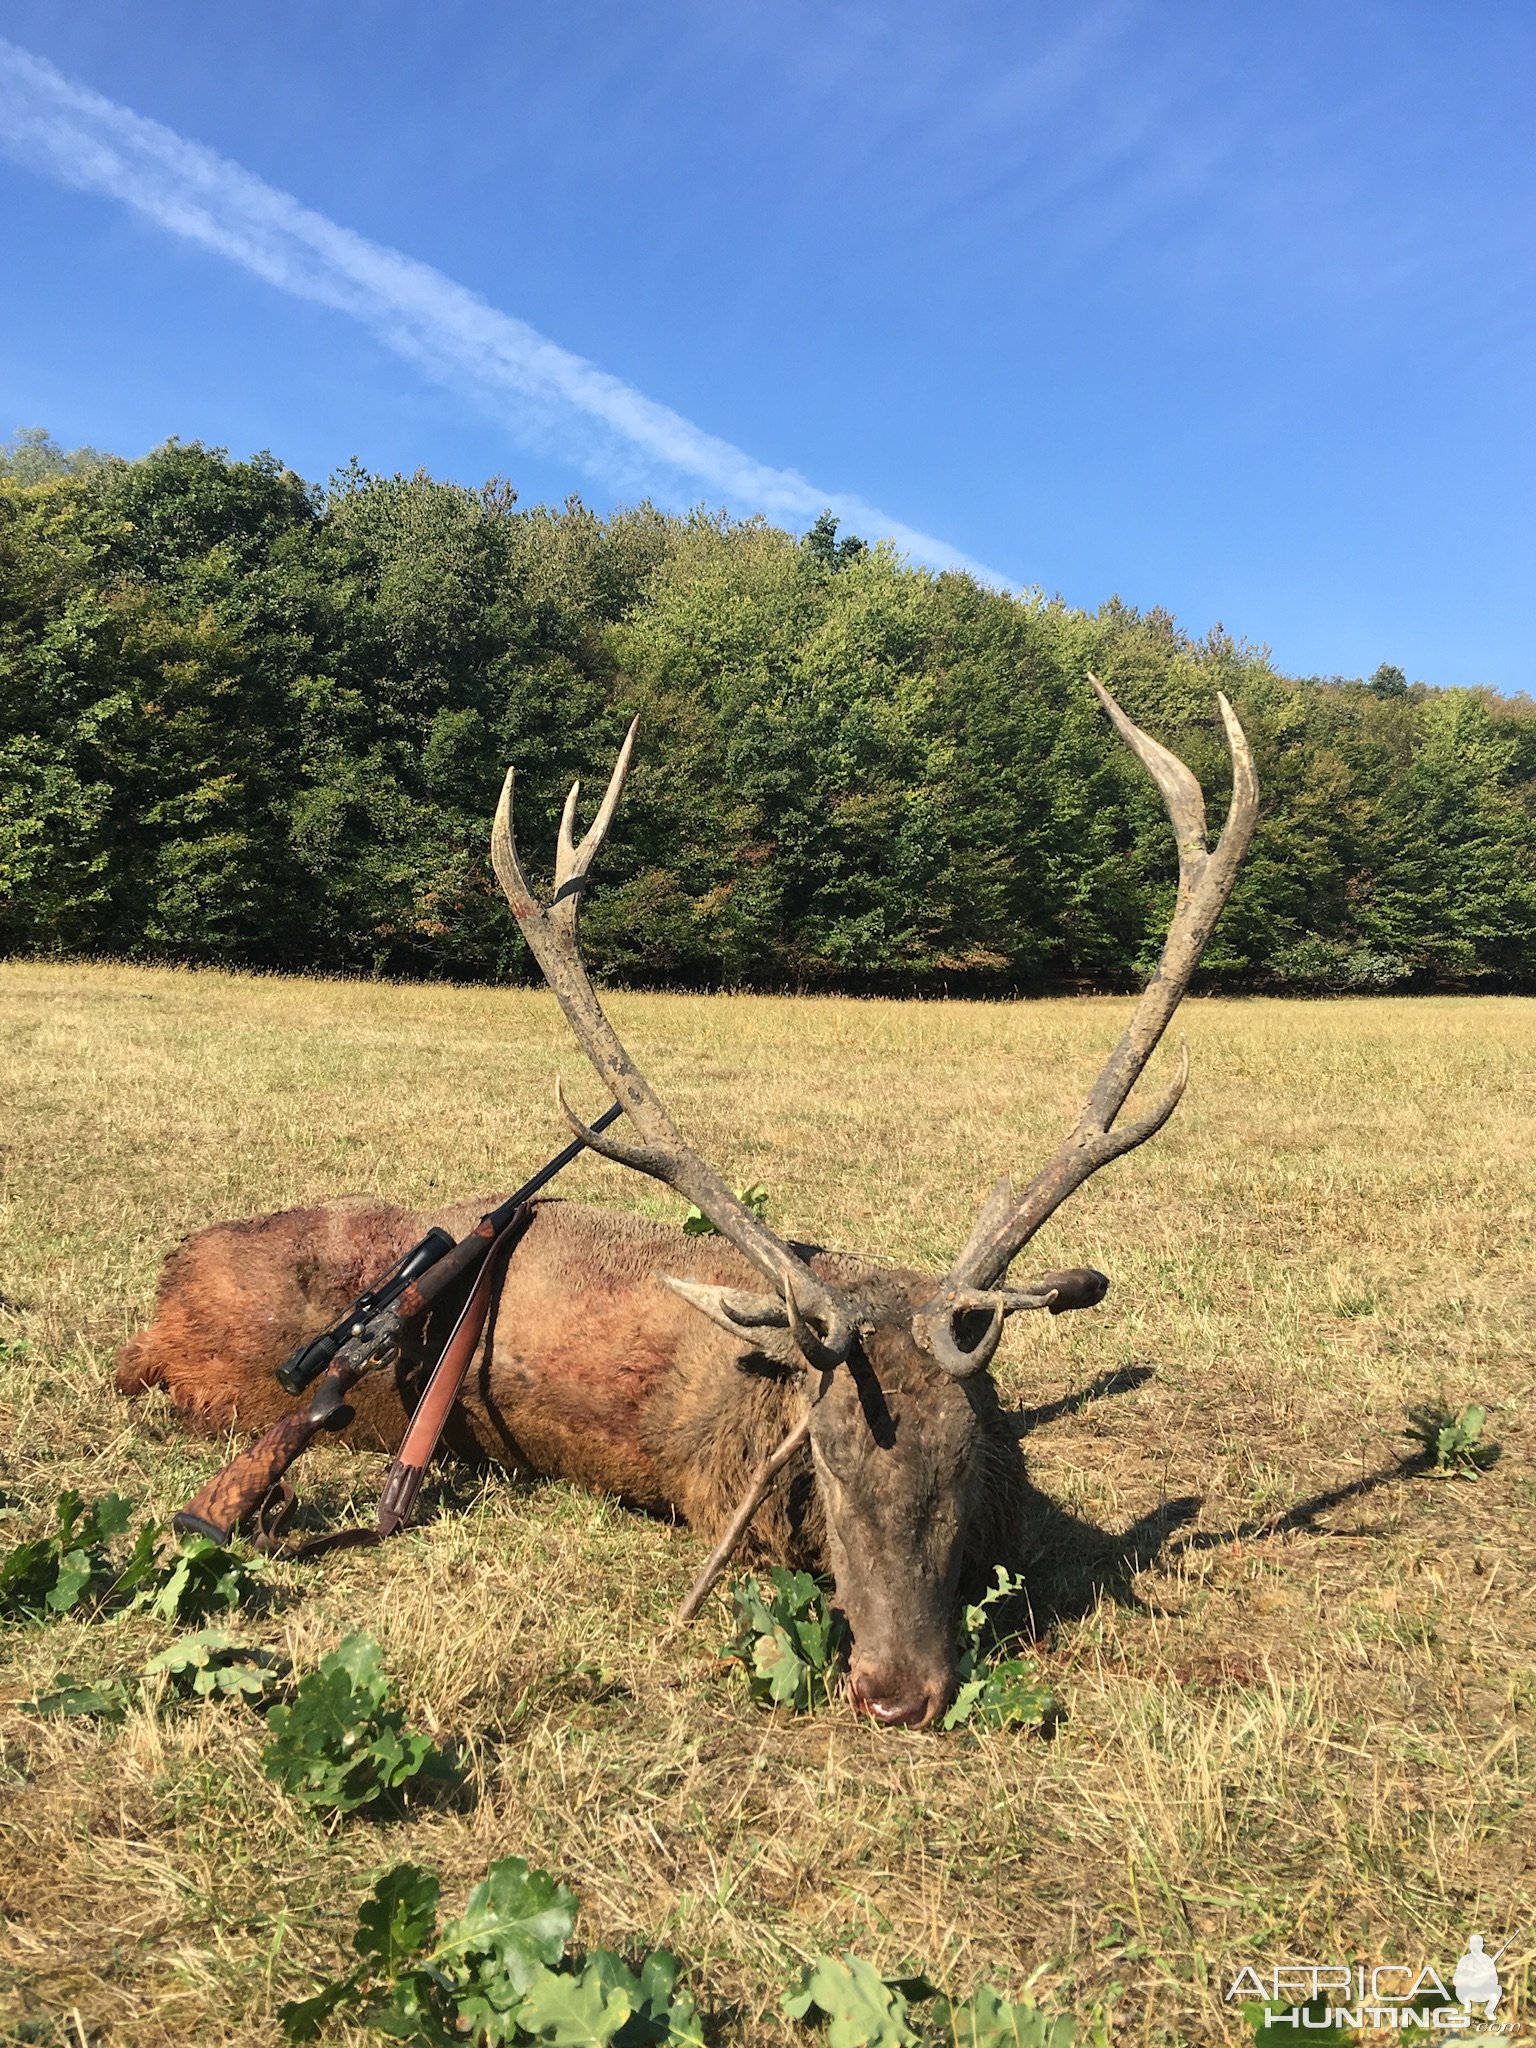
0, 38, 1012, 585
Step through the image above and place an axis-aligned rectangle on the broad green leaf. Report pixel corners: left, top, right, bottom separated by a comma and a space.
25, 1675, 133, 1723
455, 1984, 530, 2046
752, 1629, 813, 1708
0, 1535, 61, 1621
636, 1950, 706, 2047
434, 1854, 578, 1998
278, 1973, 362, 2042
80, 1492, 134, 1544
723, 1569, 845, 1714
355, 1864, 441, 1973
783, 1955, 922, 2048
362, 1966, 460, 2044
325, 1629, 392, 1697
145, 1628, 287, 1703
514, 1956, 636, 2046
933, 1984, 1076, 2048
45, 1548, 94, 1615
939, 1679, 989, 1732
948, 1660, 1053, 1733
455, 1986, 529, 2047
136, 1533, 255, 1622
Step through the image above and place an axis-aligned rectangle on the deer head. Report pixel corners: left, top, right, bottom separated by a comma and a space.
491, 678, 1257, 1726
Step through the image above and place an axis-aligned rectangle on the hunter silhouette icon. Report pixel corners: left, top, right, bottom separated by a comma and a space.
1451, 1934, 1503, 2015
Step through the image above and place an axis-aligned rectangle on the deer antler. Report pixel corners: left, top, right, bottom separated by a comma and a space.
914, 676, 1258, 1371
490, 722, 855, 1368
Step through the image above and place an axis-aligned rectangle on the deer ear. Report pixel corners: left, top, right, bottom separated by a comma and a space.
660, 1276, 802, 1366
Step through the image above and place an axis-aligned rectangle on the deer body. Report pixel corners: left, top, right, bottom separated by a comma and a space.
118, 679, 1258, 1726
115, 1196, 1034, 1566
118, 1194, 1028, 1723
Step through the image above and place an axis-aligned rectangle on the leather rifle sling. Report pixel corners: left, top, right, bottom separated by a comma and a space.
279, 1204, 531, 1560
373, 1202, 533, 1537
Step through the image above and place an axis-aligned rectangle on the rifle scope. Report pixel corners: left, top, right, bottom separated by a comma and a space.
273, 1101, 625, 1399
276, 1227, 456, 1395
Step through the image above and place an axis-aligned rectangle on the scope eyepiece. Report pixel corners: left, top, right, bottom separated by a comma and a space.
273, 1227, 456, 1397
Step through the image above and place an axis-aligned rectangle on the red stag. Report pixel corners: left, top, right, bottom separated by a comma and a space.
117, 678, 1257, 1727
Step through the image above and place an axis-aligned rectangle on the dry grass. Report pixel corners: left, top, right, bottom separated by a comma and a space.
0, 959, 1533, 2046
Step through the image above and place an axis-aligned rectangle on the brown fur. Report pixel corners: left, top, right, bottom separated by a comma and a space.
118, 1197, 824, 1533
118, 1193, 1030, 1721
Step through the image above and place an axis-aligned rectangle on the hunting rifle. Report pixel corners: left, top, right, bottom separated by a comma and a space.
173, 1103, 623, 1545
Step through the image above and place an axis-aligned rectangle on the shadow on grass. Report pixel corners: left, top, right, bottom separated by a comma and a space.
1006, 1364, 1444, 1637
1009, 1362, 1156, 1438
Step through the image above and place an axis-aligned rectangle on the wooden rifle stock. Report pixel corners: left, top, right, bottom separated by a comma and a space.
174, 1340, 386, 1542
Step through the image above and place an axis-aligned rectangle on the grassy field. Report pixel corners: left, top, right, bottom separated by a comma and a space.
0, 959, 1533, 2047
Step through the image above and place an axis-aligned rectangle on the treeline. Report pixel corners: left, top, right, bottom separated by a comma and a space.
3, 428, 1535, 993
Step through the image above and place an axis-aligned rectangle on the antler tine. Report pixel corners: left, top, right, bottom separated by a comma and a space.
940, 680, 1258, 1294
553, 717, 639, 899
491, 723, 855, 1365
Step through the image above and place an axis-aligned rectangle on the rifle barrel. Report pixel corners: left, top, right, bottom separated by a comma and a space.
482, 1099, 624, 1231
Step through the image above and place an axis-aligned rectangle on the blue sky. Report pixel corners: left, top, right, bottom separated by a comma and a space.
0, 4, 1531, 690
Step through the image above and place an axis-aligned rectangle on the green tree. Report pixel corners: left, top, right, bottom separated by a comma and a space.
1360, 690, 1536, 981
3, 431, 1534, 994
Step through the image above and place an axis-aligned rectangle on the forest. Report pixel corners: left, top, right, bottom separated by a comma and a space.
3, 427, 1534, 993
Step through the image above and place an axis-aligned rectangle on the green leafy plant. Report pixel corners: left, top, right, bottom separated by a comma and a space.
260, 1632, 456, 1815
784, 1956, 1078, 2048
278, 1862, 449, 2043
941, 1569, 1055, 1734
1404, 1400, 1498, 1476
0, 1489, 258, 1626
783, 1957, 924, 2048
278, 1854, 702, 2047
720, 1566, 1053, 1731
0, 1490, 137, 1621
145, 1628, 289, 1703
721, 1568, 846, 1711
24, 1673, 134, 1724
929, 1984, 1079, 2048
683, 1181, 769, 1235
25, 1630, 288, 1725
132, 1534, 259, 1623
516, 1948, 704, 2047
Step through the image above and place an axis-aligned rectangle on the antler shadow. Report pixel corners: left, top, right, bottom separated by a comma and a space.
1012, 1448, 1434, 1637
1008, 1362, 1156, 1438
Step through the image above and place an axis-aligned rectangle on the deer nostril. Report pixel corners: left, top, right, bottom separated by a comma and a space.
851, 1671, 944, 1729
866, 1696, 926, 1727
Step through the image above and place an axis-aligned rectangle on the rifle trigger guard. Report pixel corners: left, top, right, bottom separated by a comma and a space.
250, 1478, 298, 1551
